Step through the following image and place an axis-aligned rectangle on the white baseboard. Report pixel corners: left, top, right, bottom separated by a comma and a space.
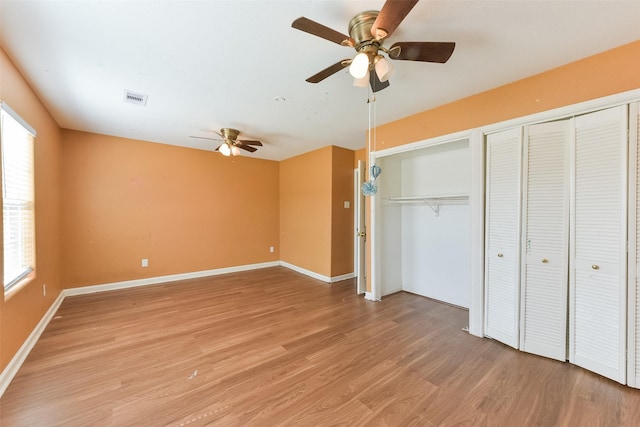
0, 290, 65, 397
64, 261, 280, 296
330, 272, 355, 283
364, 292, 379, 301
278, 261, 354, 283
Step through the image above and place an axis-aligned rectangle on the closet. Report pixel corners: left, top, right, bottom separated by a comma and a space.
484, 105, 628, 384
377, 139, 470, 307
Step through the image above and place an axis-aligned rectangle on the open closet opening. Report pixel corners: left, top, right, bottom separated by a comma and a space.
376, 138, 471, 308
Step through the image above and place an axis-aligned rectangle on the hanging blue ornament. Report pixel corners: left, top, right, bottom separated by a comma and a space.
370, 164, 382, 180
362, 181, 378, 196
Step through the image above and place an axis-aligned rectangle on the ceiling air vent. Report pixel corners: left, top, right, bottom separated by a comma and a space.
123, 90, 148, 106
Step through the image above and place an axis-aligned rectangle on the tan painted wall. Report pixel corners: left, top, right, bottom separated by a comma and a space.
61, 130, 280, 287
365, 40, 640, 291
279, 146, 332, 276
375, 40, 640, 150
0, 49, 63, 370
331, 147, 355, 277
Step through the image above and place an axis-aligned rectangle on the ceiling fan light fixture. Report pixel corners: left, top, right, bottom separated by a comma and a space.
374, 56, 394, 82
353, 72, 370, 87
231, 145, 241, 156
219, 143, 231, 156
349, 52, 370, 78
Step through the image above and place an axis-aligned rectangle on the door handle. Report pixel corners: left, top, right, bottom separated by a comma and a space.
497, 253, 503, 258
541, 258, 548, 263
592, 265, 599, 270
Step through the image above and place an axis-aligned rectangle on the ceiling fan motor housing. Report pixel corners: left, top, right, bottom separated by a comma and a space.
221, 128, 240, 142
349, 11, 379, 49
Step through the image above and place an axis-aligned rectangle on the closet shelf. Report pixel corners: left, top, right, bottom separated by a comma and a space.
385, 194, 469, 216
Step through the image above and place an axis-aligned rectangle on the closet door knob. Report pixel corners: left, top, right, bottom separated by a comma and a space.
497, 253, 503, 258
541, 258, 548, 263
591, 265, 599, 270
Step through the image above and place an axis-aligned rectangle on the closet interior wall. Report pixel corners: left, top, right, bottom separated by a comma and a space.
378, 140, 471, 307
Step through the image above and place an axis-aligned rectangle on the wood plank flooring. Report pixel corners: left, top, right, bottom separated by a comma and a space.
2, 266, 640, 426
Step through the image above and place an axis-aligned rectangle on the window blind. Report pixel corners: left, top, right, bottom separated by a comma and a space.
0, 102, 36, 290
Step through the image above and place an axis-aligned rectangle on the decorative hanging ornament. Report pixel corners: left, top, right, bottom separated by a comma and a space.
362, 181, 377, 196
370, 164, 381, 180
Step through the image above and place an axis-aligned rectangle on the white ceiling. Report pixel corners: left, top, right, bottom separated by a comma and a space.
1, 1, 640, 161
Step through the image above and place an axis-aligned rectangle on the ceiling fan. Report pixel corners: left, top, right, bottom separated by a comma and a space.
190, 128, 263, 156
291, 0, 455, 92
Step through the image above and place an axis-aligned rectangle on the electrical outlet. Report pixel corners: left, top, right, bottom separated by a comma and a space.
43, 284, 46, 296
269, 246, 274, 253
141, 258, 149, 267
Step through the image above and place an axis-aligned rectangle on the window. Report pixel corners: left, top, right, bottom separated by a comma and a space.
0, 102, 36, 291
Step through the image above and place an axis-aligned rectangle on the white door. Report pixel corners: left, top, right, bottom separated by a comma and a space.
485, 128, 522, 348
570, 105, 628, 384
520, 120, 570, 361
629, 102, 640, 387
354, 160, 366, 294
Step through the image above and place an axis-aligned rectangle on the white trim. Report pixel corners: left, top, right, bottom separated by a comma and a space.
0, 101, 37, 136
0, 291, 64, 396
364, 291, 379, 301
278, 261, 354, 283
330, 273, 355, 283
468, 129, 485, 337
370, 151, 382, 301
64, 261, 280, 296
628, 101, 639, 388
278, 261, 331, 282
481, 89, 640, 136
374, 130, 471, 159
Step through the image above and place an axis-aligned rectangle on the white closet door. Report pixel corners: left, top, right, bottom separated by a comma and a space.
570, 105, 628, 384
485, 128, 522, 348
630, 102, 640, 388
520, 120, 569, 361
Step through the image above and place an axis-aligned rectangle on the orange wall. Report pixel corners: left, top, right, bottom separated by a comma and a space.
0, 49, 63, 370
61, 130, 279, 287
365, 40, 640, 292
279, 146, 332, 276
331, 147, 355, 276
375, 40, 640, 150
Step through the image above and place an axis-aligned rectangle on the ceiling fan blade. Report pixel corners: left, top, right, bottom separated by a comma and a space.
190, 135, 221, 141
369, 71, 390, 93
389, 41, 456, 63
292, 17, 353, 46
371, 0, 419, 40
236, 144, 257, 153
214, 144, 222, 151
238, 139, 263, 146
306, 60, 350, 83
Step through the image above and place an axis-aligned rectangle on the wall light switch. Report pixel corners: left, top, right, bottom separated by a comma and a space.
344, 201, 350, 209
141, 258, 149, 267
269, 246, 274, 253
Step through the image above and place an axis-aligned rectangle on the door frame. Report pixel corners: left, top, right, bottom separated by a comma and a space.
354, 160, 366, 295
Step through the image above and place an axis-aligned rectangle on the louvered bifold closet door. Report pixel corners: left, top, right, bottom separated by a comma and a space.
570, 105, 628, 384
520, 120, 569, 361
485, 128, 522, 348
631, 102, 640, 388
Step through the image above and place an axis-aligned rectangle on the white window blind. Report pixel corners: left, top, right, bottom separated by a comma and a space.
0, 102, 36, 290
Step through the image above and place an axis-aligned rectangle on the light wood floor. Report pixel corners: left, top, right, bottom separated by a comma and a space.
2, 267, 640, 426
